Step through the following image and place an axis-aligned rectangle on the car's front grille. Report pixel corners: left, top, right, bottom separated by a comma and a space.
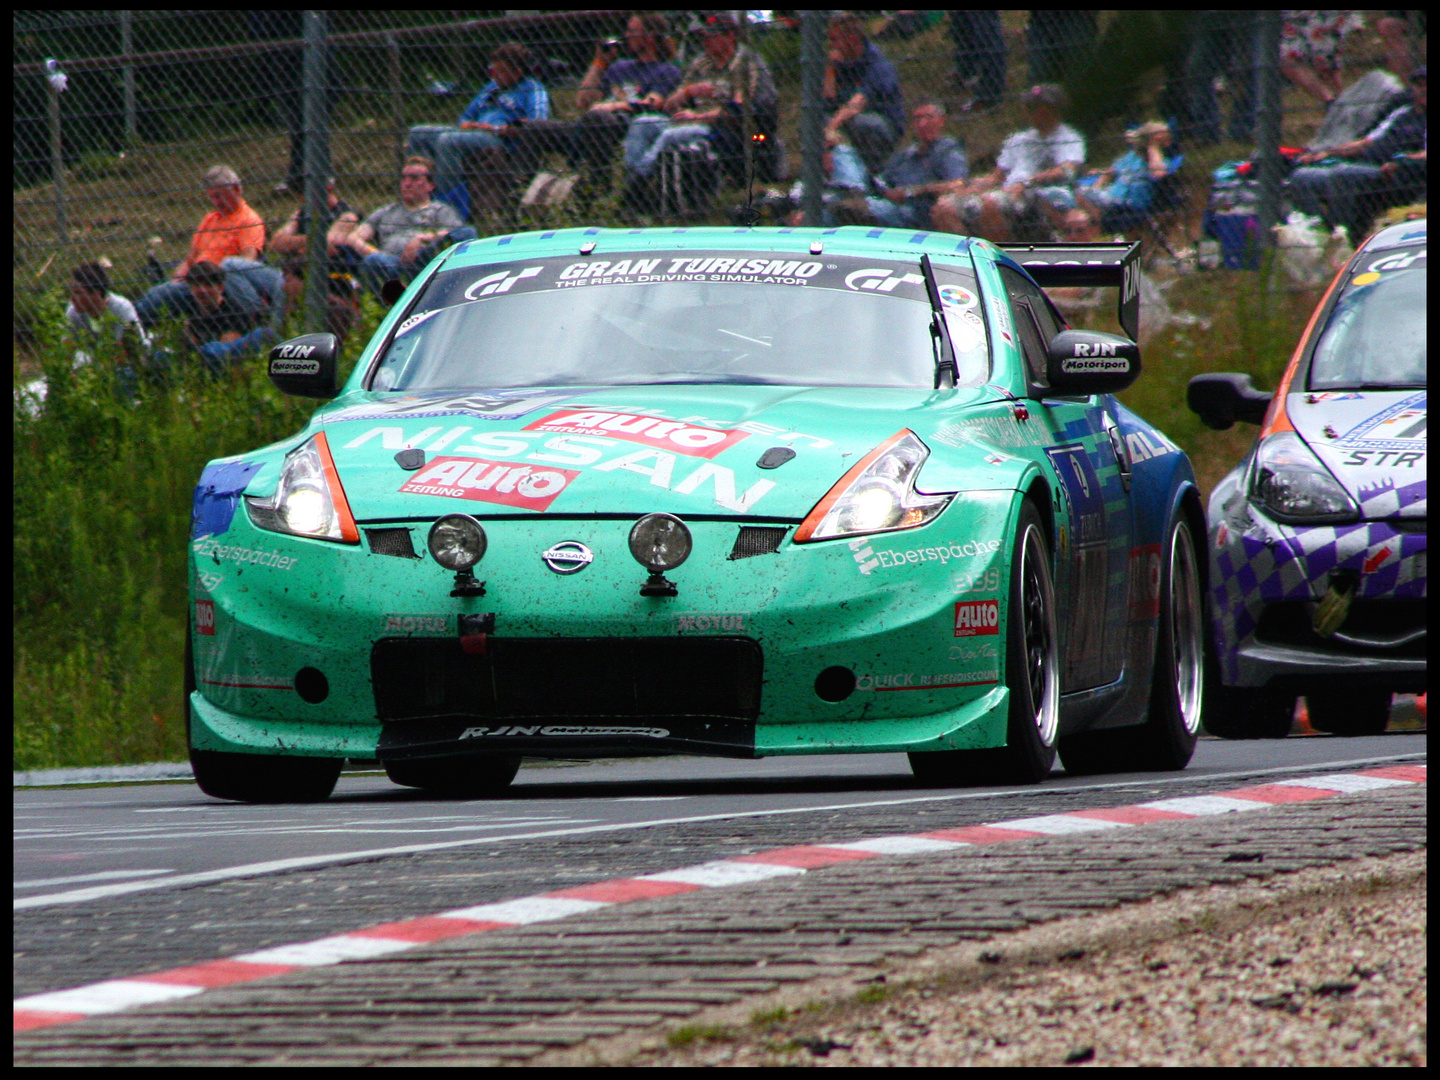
371, 637, 763, 723
729, 526, 788, 560
366, 527, 418, 559
1256, 600, 1427, 656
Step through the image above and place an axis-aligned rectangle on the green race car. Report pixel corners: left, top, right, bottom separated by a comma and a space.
187, 227, 1206, 801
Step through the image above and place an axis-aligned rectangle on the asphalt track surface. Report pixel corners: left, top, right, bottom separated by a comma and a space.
13, 734, 1425, 1000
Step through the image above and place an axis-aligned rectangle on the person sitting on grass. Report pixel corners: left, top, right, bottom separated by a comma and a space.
64, 261, 151, 368
335, 156, 476, 299
851, 98, 968, 230
823, 13, 907, 175
181, 261, 273, 377
269, 176, 361, 264
931, 83, 1085, 242
406, 42, 552, 221
1075, 120, 1179, 234
136, 165, 271, 328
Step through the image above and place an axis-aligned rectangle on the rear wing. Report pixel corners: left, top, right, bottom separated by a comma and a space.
998, 241, 1141, 343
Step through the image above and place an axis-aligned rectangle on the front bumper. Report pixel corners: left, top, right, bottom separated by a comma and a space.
188, 492, 1018, 759
1208, 486, 1426, 689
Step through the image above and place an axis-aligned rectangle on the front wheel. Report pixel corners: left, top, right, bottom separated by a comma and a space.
909, 499, 1059, 785
1307, 689, 1391, 736
384, 754, 521, 797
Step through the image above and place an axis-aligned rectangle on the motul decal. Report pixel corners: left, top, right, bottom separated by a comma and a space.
524, 411, 750, 459
399, 456, 579, 512
196, 599, 216, 636
953, 599, 999, 637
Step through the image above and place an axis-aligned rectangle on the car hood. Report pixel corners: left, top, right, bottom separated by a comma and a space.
1287, 389, 1427, 519
305, 384, 999, 521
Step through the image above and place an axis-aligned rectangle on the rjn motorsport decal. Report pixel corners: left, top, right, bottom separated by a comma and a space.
460, 725, 670, 740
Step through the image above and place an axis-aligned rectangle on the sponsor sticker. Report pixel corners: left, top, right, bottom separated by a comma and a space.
1337, 393, 1426, 452
675, 611, 748, 633
195, 569, 223, 592
949, 640, 1000, 662
460, 725, 670, 739
384, 615, 451, 635
871, 539, 1003, 570
193, 538, 298, 570
195, 599, 215, 636
270, 357, 321, 376
399, 456, 579, 512
954, 599, 1000, 637
855, 669, 999, 691
952, 567, 1002, 594
937, 284, 978, 309
1127, 543, 1162, 621
524, 411, 749, 459
1061, 357, 1129, 374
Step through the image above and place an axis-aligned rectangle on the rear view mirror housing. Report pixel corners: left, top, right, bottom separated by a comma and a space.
1187, 373, 1273, 430
268, 334, 339, 399
1045, 329, 1141, 395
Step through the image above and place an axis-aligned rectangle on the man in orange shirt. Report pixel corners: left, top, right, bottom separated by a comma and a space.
137, 165, 280, 329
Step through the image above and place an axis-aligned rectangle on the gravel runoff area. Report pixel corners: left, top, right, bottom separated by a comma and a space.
14, 781, 1424, 1066
623, 849, 1426, 1068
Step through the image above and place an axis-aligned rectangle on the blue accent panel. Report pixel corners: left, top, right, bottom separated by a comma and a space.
909, 232, 930, 245
540, 230, 557, 239
497, 236, 512, 245
191, 460, 265, 540
866, 228, 885, 239
583, 226, 601, 235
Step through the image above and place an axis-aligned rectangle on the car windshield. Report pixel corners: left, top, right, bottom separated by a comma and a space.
369, 252, 990, 392
1309, 249, 1426, 390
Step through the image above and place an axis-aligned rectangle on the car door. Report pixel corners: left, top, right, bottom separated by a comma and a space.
998, 265, 1132, 690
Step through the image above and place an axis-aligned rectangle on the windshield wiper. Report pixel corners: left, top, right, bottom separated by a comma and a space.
920, 254, 958, 390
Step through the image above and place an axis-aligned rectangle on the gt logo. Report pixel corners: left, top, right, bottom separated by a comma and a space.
463, 265, 543, 300
844, 268, 925, 292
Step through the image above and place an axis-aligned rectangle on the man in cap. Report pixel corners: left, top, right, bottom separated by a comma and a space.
932, 83, 1086, 241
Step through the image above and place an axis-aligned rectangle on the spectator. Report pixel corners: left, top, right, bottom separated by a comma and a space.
1377, 11, 1423, 82
948, 10, 1006, 112
572, 13, 682, 179
181, 261, 272, 376
1161, 11, 1256, 146
280, 257, 361, 344
1077, 120, 1179, 233
337, 156, 476, 297
136, 165, 269, 328
269, 177, 360, 261
1281, 11, 1366, 108
64, 261, 151, 366
407, 43, 551, 220
932, 84, 1085, 241
1286, 66, 1427, 241
857, 98, 968, 229
823, 13, 906, 174
629, 15, 780, 186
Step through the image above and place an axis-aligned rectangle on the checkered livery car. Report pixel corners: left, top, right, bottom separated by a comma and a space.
1190, 219, 1426, 738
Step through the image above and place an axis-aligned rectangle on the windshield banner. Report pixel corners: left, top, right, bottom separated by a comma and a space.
399, 252, 966, 331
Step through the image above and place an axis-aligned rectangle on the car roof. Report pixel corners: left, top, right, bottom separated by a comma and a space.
443, 226, 982, 270
1361, 217, 1426, 252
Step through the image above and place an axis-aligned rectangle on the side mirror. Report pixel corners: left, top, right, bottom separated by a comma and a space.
380, 278, 406, 307
1187, 373, 1272, 430
268, 333, 339, 399
1045, 329, 1140, 395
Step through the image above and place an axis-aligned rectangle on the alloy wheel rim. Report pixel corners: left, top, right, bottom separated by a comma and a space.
1020, 523, 1060, 746
1170, 524, 1205, 734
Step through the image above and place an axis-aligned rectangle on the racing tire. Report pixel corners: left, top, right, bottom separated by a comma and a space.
383, 754, 522, 797
909, 499, 1059, 786
1201, 685, 1296, 739
1306, 690, 1391, 737
185, 625, 344, 803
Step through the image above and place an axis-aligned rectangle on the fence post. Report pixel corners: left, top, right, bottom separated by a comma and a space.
120, 11, 137, 142
48, 70, 67, 249
799, 10, 825, 227
388, 32, 405, 175
735, 11, 754, 188
303, 11, 331, 337
1253, 11, 1283, 249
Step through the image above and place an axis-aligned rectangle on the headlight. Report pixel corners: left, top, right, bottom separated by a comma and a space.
245, 433, 359, 542
795, 430, 953, 542
1250, 432, 1358, 524
428, 514, 488, 570
629, 513, 692, 572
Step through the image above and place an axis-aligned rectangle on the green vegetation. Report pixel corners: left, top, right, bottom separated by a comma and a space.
665, 1023, 736, 1048
13, 299, 375, 770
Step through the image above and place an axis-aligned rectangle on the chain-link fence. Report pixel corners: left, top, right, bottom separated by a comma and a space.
14, 10, 1426, 332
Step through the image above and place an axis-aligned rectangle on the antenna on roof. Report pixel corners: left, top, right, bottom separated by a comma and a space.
734, 132, 767, 228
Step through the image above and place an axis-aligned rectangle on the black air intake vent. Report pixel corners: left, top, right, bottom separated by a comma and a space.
729, 526, 788, 560
366, 527, 418, 559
